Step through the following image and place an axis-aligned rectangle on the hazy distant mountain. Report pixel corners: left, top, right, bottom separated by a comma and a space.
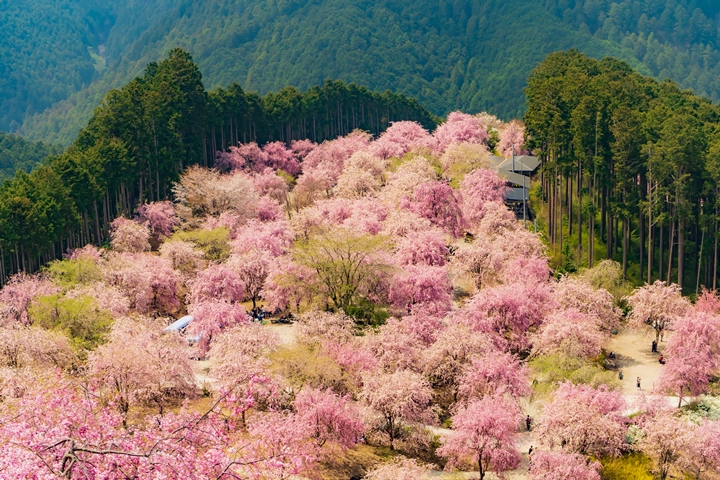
6, 0, 720, 145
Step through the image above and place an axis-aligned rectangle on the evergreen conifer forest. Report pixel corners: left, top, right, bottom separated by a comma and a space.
4, 4, 720, 480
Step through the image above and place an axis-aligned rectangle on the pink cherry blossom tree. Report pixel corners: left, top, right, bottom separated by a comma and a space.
389, 264, 453, 315
110, 217, 151, 253
0, 325, 75, 369
457, 352, 531, 402
433, 112, 490, 154
497, 122, 528, 158
626, 281, 691, 342
221, 142, 269, 173
368, 121, 433, 159
209, 324, 281, 424
365, 319, 424, 372
696, 288, 720, 314
0, 272, 58, 325
437, 396, 521, 480
528, 451, 601, 480
423, 322, 493, 390
188, 300, 251, 355
657, 311, 720, 406
232, 218, 294, 258
291, 139, 317, 160
403, 180, 463, 237
158, 239, 205, 274
537, 382, 626, 457
261, 256, 317, 312
294, 387, 364, 449
228, 253, 270, 309
399, 309, 445, 345
263, 141, 300, 175
103, 253, 181, 315
532, 309, 605, 360
209, 324, 280, 382
88, 317, 195, 417
680, 419, 720, 479
461, 281, 550, 353
552, 276, 621, 333
136, 201, 178, 240
395, 229, 448, 266
640, 413, 695, 480
190, 262, 246, 305
360, 369, 435, 449
253, 168, 290, 206
459, 168, 506, 228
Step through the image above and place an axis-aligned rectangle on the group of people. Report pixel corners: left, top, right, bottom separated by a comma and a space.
250, 307, 267, 322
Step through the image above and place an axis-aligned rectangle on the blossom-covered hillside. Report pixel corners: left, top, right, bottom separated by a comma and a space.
1, 113, 719, 479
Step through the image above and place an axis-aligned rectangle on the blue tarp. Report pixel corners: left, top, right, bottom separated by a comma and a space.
165, 315, 193, 331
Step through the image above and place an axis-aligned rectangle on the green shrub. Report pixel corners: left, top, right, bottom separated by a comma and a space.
344, 298, 390, 327
172, 227, 231, 261
44, 257, 102, 287
29, 294, 114, 351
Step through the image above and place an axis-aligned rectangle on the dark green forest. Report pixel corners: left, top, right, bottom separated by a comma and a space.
0, 134, 61, 184
525, 49, 720, 295
7, 0, 720, 146
0, 49, 435, 280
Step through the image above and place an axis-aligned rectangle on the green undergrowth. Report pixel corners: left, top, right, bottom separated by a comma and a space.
530, 353, 620, 397
172, 227, 230, 262
29, 294, 113, 352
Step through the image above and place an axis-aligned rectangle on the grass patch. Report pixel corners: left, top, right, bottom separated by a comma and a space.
601, 453, 653, 480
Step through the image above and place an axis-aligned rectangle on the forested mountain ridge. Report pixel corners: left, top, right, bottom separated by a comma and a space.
0, 133, 61, 185
9, 0, 720, 146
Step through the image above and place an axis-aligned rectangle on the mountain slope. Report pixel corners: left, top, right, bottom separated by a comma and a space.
8, 0, 720, 145
0, 132, 61, 184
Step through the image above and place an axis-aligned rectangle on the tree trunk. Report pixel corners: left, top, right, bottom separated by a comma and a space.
678, 218, 685, 289
667, 219, 675, 284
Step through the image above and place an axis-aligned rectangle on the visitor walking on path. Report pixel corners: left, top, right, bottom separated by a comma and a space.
526, 415, 532, 431
637, 376, 641, 389
652, 340, 657, 352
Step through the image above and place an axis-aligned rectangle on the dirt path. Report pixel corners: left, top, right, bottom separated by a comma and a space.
607, 329, 679, 411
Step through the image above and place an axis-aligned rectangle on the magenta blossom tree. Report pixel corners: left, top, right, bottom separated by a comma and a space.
403, 180, 463, 237
389, 264, 453, 315
190, 263, 246, 305
104, 253, 181, 315
263, 141, 301, 175
437, 395, 521, 480
136, 201, 178, 240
